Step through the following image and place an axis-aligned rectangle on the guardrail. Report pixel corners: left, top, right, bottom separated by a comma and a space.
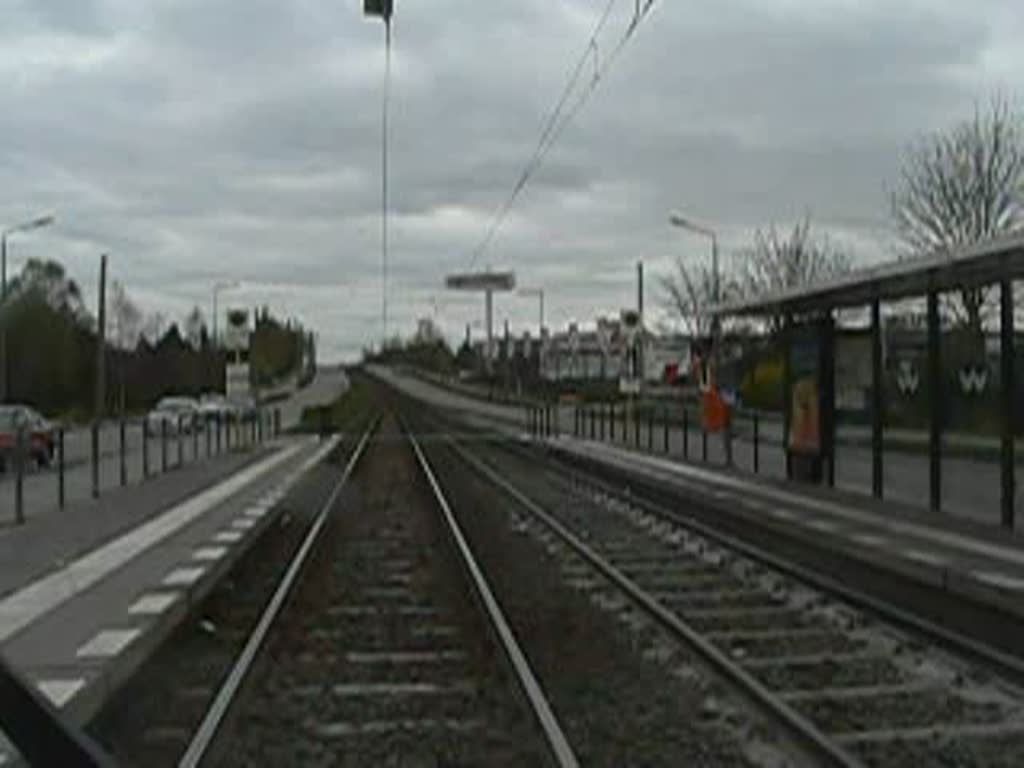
3, 408, 284, 527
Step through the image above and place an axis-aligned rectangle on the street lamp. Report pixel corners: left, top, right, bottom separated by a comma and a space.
518, 287, 545, 337
1, 213, 56, 402
212, 280, 240, 348
363, 0, 394, 347
669, 210, 732, 465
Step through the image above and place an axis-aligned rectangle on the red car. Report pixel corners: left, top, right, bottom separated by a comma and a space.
0, 405, 57, 471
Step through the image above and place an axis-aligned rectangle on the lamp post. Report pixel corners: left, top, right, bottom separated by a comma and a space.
212, 280, 240, 348
363, 0, 394, 348
669, 211, 732, 466
518, 287, 545, 336
1, 213, 55, 402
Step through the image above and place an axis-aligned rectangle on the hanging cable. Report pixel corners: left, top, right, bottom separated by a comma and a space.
466, 0, 659, 270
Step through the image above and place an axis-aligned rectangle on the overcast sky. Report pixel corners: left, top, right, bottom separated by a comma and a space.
1, 0, 1021, 360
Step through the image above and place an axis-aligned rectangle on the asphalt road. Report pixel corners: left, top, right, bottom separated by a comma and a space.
0, 367, 349, 527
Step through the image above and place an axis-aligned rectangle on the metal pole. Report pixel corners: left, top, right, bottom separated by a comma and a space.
94, 254, 107, 438
381, 16, 391, 346
119, 418, 126, 487
14, 424, 25, 524
177, 416, 184, 467
753, 411, 760, 474
206, 418, 212, 457
634, 409, 640, 447
57, 428, 65, 508
161, 419, 168, 472
1001, 278, 1015, 530
0, 234, 6, 403
683, 407, 689, 459
871, 298, 884, 499
89, 423, 99, 498
142, 421, 149, 478
599, 402, 606, 440
217, 414, 223, 453
702, 421, 708, 462
927, 290, 941, 512
663, 407, 669, 453
192, 416, 199, 460
647, 409, 653, 451
783, 313, 793, 480
610, 402, 615, 440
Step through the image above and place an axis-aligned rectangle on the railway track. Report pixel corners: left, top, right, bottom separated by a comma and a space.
434, 422, 1024, 768
179, 413, 576, 767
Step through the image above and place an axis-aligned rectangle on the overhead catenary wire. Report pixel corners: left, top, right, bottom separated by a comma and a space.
467, 0, 659, 271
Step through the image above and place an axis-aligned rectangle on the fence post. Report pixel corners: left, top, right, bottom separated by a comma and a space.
663, 408, 669, 453
206, 417, 212, 457
702, 422, 708, 462
683, 408, 689, 459
590, 406, 595, 439
217, 414, 224, 453
753, 411, 760, 474
648, 409, 654, 451
142, 421, 149, 478
624, 405, 629, 444
161, 419, 168, 473
14, 425, 25, 525
610, 402, 616, 441
119, 418, 126, 487
91, 422, 100, 499
634, 409, 640, 447
600, 403, 606, 440
177, 416, 184, 467
193, 416, 199, 460
57, 427, 65, 508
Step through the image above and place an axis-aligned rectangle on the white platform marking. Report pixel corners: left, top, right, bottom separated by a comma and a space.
214, 530, 244, 544
0, 438, 322, 643
767, 508, 796, 520
77, 629, 140, 658
193, 546, 228, 562
232, 518, 257, 530
163, 566, 205, 587
129, 592, 178, 615
853, 534, 889, 548
972, 571, 1024, 591
36, 678, 85, 708
903, 549, 947, 567
805, 519, 839, 533
245, 505, 269, 518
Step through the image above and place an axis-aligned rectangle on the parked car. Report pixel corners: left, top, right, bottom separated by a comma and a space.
146, 396, 200, 435
0, 405, 57, 470
198, 392, 235, 422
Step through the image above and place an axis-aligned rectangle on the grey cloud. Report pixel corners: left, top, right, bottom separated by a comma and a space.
1, 0, 1019, 360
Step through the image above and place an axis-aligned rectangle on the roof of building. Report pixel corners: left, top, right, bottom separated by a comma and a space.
709, 231, 1024, 317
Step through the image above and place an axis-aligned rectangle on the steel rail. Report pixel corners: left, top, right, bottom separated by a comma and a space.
178, 422, 377, 768
444, 435, 863, 768
406, 424, 580, 768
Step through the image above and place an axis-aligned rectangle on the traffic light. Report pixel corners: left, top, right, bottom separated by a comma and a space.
364, 0, 393, 20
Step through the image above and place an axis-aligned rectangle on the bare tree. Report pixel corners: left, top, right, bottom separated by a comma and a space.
109, 280, 142, 350
891, 97, 1024, 333
660, 258, 720, 338
734, 217, 851, 332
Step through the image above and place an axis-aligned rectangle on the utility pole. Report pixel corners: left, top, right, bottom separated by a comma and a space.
95, 254, 108, 420
363, 0, 393, 348
637, 260, 644, 384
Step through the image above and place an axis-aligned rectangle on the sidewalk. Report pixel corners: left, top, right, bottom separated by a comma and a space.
0, 434, 339, 765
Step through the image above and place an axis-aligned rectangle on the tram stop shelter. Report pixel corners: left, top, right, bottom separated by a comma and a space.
709, 232, 1024, 530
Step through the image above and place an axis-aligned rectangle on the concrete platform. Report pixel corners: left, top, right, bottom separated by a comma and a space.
0, 434, 340, 765
550, 436, 1024, 622
374, 365, 1024, 623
